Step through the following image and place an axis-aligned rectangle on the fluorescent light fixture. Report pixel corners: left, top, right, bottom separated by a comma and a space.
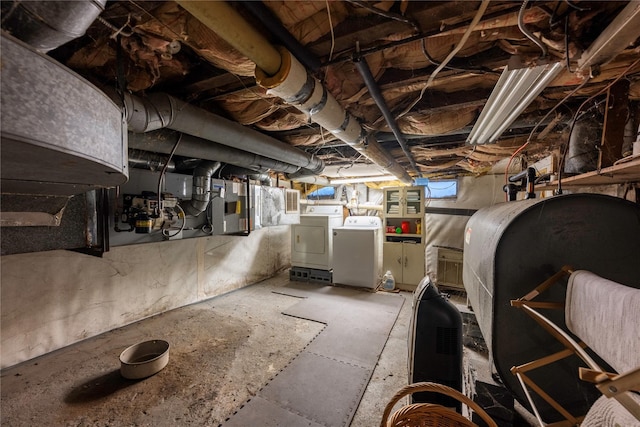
466, 56, 563, 145
330, 175, 398, 184
577, 1, 640, 73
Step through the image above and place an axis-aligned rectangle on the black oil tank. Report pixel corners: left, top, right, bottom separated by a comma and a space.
408, 276, 463, 411
463, 193, 640, 422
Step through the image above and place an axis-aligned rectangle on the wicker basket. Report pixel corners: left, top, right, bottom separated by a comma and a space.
380, 382, 498, 427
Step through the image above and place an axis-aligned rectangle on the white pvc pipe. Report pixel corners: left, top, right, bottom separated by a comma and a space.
289, 175, 331, 185
257, 49, 412, 183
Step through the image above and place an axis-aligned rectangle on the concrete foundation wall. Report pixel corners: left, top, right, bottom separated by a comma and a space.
1, 226, 291, 369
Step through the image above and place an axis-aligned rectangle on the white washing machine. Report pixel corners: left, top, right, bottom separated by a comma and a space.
291, 205, 344, 271
332, 216, 383, 289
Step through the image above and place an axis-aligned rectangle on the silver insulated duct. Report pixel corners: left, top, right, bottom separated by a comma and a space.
184, 161, 221, 216
1, 32, 127, 197
128, 149, 175, 172
0, 0, 107, 53
127, 130, 304, 175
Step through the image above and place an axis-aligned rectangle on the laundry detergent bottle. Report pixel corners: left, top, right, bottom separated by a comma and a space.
382, 271, 396, 291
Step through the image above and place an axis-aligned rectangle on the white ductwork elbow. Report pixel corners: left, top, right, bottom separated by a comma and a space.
256, 47, 364, 145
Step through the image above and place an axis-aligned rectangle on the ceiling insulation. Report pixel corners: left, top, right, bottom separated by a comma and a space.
9, 0, 639, 179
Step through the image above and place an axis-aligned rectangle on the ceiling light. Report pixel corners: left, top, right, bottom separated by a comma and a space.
577, 1, 640, 73
330, 175, 399, 185
466, 56, 563, 145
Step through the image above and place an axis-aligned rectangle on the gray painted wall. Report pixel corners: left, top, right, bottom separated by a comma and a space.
1, 226, 291, 369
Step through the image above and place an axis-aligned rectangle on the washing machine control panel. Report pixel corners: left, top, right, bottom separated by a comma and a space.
343, 216, 382, 228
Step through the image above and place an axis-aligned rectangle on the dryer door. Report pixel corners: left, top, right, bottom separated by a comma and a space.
291, 218, 328, 269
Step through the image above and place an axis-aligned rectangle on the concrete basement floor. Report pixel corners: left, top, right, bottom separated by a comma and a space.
1, 272, 535, 426
0, 273, 413, 426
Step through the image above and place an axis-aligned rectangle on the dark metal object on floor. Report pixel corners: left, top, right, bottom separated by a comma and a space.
408, 276, 463, 412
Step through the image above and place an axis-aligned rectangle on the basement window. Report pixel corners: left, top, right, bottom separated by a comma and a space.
307, 186, 335, 200
421, 179, 458, 199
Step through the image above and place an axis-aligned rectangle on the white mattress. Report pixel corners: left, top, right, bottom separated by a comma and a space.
566, 270, 640, 374
582, 393, 640, 427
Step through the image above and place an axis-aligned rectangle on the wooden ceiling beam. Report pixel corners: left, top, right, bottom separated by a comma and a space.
309, 1, 504, 58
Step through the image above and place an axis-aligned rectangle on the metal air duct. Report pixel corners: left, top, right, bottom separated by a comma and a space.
0, 0, 106, 53
122, 93, 324, 174
251, 174, 273, 187
128, 149, 175, 172
1, 32, 128, 198
219, 165, 273, 186
127, 130, 303, 175
176, 0, 413, 185
184, 161, 221, 216
564, 112, 602, 175
286, 167, 332, 180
